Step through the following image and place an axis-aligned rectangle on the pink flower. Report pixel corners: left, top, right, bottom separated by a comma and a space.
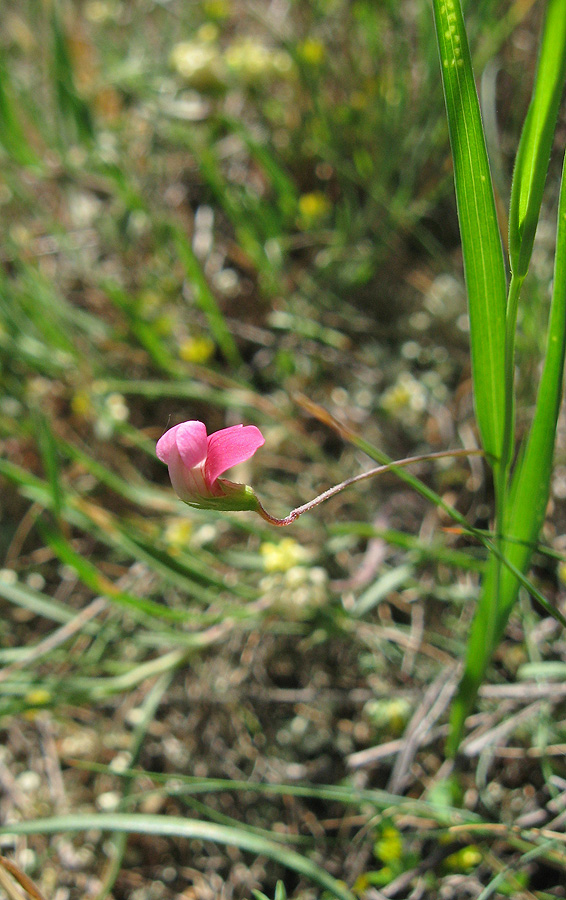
156, 420, 265, 512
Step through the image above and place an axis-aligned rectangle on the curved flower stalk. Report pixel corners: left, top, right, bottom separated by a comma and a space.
157, 420, 483, 525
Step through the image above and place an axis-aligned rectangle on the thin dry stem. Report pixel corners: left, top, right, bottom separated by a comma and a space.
257, 448, 484, 526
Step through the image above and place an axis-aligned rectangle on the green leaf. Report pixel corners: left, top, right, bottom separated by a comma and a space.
432, 0, 507, 462
499, 151, 566, 624
508, 0, 566, 278
0, 814, 356, 900
448, 151, 566, 753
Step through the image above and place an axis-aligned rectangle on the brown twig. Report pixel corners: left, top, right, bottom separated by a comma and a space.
257, 448, 485, 526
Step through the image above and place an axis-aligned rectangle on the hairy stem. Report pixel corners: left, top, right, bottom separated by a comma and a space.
257, 447, 484, 527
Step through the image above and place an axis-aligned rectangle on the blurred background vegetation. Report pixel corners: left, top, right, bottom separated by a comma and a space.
2, 0, 566, 898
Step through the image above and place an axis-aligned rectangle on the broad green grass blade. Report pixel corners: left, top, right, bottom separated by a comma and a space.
432, 0, 507, 463
500, 150, 566, 628
508, 0, 566, 278
448, 152, 566, 753
1, 814, 356, 900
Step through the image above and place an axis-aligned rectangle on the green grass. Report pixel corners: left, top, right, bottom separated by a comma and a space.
433, 0, 566, 752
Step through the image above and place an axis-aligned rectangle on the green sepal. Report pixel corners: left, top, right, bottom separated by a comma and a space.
183, 481, 261, 513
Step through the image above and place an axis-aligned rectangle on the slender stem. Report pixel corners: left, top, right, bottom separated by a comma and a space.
256, 448, 484, 526
489, 271, 523, 663
500, 273, 525, 624
501, 272, 524, 477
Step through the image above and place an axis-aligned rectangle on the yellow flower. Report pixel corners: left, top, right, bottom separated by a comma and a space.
164, 518, 193, 548
224, 40, 293, 82
170, 41, 226, 90
26, 688, 51, 706
71, 390, 92, 418
203, 0, 231, 19
363, 698, 411, 735
197, 23, 219, 43
24, 689, 52, 717
374, 826, 403, 865
444, 845, 482, 872
381, 373, 427, 421
260, 538, 311, 572
298, 38, 326, 66
297, 191, 331, 228
179, 335, 215, 364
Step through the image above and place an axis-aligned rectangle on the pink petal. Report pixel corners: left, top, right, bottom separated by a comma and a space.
167, 450, 209, 501
205, 424, 265, 487
172, 420, 208, 468
156, 423, 182, 464
156, 421, 210, 502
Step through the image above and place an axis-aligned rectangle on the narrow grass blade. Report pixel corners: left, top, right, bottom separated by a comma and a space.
307, 411, 479, 536
56, 433, 170, 510
253, 881, 287, 900
33, 413, 63, 525
0, 573, 81, 626
0, 855, 47, 900
508, 0, 566, 278
104, 281, 183, 376
178, 137, 270, 277
219, 115, 298, 221
432, 0, 507, 462
476, 840, 560, 900
15, 763, 488, 826
0, 52, 39, 167
99, 377, 265, 416
448, 152, 566, 753
320, 416, 566, 756
36, 520, 190, 623
446, 554, 501, 755
171, 225, 242, 369
351, 564, 413, 617
328, 522, 485, 572
0, 457, 247, 607
50, 4, 95, 145
1, 814, 356, 900
499, 150, 566, 628
93, 673, 174, 900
